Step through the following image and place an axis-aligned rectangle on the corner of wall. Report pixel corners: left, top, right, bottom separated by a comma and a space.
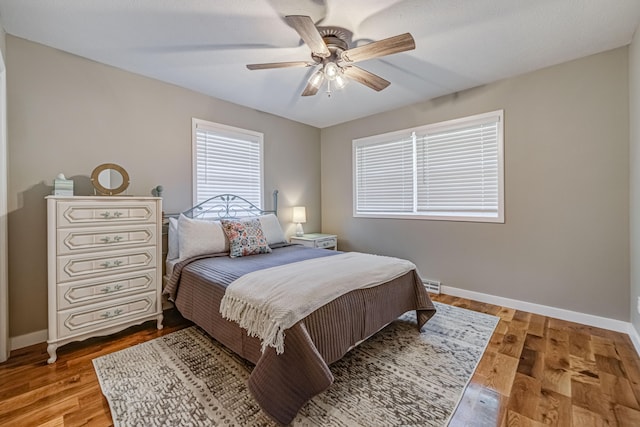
630, 23, 640, 333
0, 23, 7, 362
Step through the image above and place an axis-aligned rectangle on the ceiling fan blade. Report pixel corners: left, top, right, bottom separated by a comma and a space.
301, 81, 320, 96
340, 33, 415, 64
342, 66, 390, 91
246, 61, 314, 70
285, 15, 330, 58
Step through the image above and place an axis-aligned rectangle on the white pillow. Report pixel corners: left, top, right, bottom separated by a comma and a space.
258, 214, 287, 245
177, 214, 229, 261
167, 217, 179, 261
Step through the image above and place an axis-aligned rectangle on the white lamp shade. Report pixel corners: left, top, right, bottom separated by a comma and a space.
292, 206, 307, 223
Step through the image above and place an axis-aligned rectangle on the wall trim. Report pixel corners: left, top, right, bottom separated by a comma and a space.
442, 285, 629, 333
629, 324, 640, 357
441, 285, 640, 356
10, 329, 47, 351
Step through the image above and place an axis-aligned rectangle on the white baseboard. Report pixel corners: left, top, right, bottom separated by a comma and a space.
629, 324, 640, 356
441, 285, 640, 356
10, 329, 47, 351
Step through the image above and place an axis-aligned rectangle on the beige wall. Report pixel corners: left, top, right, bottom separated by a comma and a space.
321, 47, 630, 321
631, 26, 640, 332
6, 36, 321, 337
6, 33, 634, 337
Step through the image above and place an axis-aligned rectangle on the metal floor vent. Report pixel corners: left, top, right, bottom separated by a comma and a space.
423, 279, 441, 294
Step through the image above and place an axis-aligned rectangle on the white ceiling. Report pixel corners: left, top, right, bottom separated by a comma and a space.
0, 0, 639, 128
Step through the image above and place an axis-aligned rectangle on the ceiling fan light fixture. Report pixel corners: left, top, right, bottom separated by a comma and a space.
334, 72, 348, 89
308, 69, 325, 89
323, 62, 339, 81
248, 15, 415, 97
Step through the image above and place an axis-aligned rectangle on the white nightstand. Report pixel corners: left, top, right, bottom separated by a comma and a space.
290, 233, 338, 250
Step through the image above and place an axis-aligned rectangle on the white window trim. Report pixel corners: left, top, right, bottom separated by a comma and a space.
192, 118, 265, 208
353, 110, 504, 223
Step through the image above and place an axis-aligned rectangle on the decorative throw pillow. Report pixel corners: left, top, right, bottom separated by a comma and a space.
177, 214, 229, 261
258, 214, 287, 246
221, 218, 272, 258
167, 217, 179, 260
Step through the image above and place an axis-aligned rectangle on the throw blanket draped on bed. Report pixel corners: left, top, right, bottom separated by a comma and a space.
219, 252, 416, 354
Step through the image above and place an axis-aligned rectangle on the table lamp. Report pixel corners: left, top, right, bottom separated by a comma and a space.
292, 206, 306, 237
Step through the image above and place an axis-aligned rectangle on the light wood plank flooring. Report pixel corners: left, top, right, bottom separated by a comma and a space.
1, 295, 639, 426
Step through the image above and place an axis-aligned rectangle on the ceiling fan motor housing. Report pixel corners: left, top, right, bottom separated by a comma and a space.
312, 30, 350, 65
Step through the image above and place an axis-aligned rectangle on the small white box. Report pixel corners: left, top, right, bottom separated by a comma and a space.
54, 179, 74, 196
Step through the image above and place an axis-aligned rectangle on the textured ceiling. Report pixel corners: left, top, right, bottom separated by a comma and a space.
0, 0, 639, 128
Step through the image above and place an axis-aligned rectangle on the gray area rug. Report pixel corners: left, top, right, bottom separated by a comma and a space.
93, 302, 498, 426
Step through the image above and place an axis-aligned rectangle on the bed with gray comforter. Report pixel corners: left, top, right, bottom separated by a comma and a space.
164, 244, 436, 425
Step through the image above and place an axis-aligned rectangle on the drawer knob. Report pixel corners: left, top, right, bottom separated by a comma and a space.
100, 260, 123, 269
100, 235, 123, 244
100, 284, 123, 294
100, 211, 123, 219
100, 308, 123, 319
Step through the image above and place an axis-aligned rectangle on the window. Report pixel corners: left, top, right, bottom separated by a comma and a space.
192, 118, 264, 209
353, 110, 504, 223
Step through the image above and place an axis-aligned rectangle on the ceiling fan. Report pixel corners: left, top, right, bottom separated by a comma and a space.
246, 15, 415, 97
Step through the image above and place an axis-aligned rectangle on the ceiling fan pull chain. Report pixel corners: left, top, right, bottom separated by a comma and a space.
326, 79, 332, 98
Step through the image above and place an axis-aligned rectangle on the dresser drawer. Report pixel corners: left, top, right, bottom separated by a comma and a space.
316, 237, 337, 249
57, 291, 157, 339
290, 234, 337, 250
57, 246, 156, 283
57, 269, 157, 309
57, 200, 157, 227
57, 224, 156, 255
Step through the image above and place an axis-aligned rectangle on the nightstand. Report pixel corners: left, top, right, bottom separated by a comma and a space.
290, 233, 338, 250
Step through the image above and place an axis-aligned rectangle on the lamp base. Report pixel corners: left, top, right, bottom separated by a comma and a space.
295, 223, 304, 237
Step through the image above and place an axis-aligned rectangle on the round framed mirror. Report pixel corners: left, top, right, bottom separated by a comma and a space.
90, 163, 130, 196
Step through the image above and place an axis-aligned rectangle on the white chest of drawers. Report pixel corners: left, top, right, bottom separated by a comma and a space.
46, 196, 163, 363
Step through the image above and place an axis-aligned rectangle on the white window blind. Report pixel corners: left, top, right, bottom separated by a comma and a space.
192, 118, 263, 209
354, 137, 414, 213
353, 110, 504, 223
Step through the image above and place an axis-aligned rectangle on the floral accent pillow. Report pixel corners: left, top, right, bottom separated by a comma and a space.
220, 218, 272, 258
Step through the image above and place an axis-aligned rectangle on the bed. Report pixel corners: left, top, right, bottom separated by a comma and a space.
163, 192, 436, 424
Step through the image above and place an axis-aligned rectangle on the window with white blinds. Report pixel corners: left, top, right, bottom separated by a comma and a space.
192, 118, 264, 209
353, 110, 504, 223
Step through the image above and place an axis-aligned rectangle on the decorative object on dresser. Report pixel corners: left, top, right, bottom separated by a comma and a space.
53, 173, 74, 196
291, 206, 306, 237
90, 163, 130, 196
290, 233, 337, 250
46, 196, 163, 364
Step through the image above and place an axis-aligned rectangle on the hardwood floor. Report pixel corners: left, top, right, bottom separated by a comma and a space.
434, 294, 640, 427
1, 295, 639, 426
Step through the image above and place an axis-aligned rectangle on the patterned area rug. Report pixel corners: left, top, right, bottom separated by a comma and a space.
93, 302, 498, 426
